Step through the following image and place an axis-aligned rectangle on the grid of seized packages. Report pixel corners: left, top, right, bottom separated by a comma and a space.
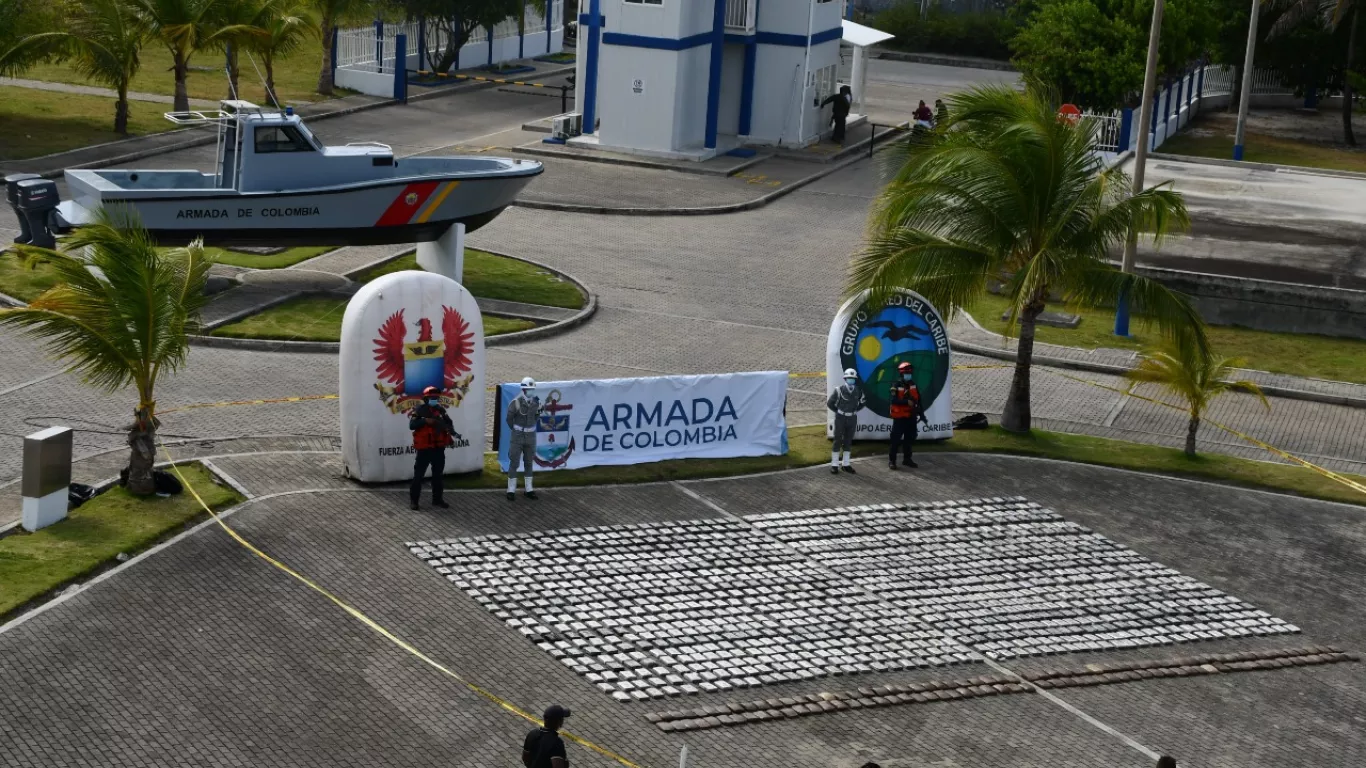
407, 497, 1298, 701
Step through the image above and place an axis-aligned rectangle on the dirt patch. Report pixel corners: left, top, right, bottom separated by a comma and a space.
1186, 107, 1362, 148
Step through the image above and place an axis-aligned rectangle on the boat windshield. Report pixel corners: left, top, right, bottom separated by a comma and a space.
293, 121, 321, 151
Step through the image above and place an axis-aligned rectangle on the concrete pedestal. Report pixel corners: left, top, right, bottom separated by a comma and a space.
416, 223, 466, 283
22, 487, 67, 531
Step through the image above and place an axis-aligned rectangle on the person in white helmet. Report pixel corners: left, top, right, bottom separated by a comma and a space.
505, 376, 543, 500
827, 368, 866, 474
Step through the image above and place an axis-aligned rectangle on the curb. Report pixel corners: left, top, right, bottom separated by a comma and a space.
1146, 152, 1366, 181
951, 321, 1366, 411
188, 248, 596, 353
872, 50, 1018, 73
514, 124, 911, 216
510, 145, 769, 177
15, 66, 576, 179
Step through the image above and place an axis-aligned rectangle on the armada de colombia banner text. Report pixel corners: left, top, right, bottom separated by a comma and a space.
496, 372, 789, 472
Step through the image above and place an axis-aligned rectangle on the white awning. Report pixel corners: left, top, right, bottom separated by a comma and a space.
841, 19, 895, 48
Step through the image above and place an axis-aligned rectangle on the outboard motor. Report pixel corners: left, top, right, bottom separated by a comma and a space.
4, 172, 42, 245
14, 178, 59, 250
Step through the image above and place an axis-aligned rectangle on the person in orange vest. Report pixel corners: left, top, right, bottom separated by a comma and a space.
409, 385, 459, 510
888, 361, 930, 470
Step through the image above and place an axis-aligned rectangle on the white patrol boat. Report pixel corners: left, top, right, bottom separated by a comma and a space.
51, 101, 542, 247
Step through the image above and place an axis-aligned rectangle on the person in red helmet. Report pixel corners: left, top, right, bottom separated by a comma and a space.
888, 361, 930, 470
409, 385, 459, 510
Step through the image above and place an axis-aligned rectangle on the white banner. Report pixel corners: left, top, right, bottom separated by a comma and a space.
339, 271, 486, 482
496, 372, 790, 472
826, 289, 954, 440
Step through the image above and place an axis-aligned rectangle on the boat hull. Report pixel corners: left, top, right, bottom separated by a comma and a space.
55, 169, 538, 248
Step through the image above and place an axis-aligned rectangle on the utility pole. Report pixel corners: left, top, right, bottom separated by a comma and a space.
1233, 0, 1262, 160
1115, 0, 1165, 337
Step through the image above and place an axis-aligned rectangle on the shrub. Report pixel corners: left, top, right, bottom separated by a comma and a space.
872, 2, 1020, 61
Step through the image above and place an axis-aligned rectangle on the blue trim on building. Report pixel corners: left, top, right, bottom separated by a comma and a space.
704, 0, 727, 149
739, 35, 757, 135
582, 0, 601, 134
811, 26, 843, 45
602, 31, 711, 50
519, 4, 525, 59
748, 27, 842, 47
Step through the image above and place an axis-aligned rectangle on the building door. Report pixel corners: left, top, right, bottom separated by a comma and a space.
815, 63, 837, 135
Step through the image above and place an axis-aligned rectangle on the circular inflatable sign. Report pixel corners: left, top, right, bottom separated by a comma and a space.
826, 289, 954, 439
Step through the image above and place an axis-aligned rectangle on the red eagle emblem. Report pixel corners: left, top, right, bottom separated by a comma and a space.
372, 305, 475, 414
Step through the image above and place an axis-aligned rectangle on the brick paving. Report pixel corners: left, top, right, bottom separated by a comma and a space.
2, 454, 1362, 767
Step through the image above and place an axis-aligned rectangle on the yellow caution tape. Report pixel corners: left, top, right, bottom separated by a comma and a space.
1040, 368, 1366, 498
158, 445, 645, 768
414, 71, 553, 88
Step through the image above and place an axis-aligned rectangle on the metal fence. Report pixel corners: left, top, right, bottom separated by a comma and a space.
335, 1, 565, 75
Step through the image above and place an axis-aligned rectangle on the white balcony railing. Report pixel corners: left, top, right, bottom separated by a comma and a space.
725, 0, 756, 31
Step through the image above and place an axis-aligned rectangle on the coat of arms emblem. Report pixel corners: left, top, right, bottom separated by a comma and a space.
372, 306, 474, 414
535, 390, 574, 468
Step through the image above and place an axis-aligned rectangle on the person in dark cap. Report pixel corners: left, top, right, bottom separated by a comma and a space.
821, 85, 853, 143
522, 704, 571, 768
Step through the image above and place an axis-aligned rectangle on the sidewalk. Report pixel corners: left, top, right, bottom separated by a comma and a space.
0, 77, 220, 108
949, 311, 1366, 408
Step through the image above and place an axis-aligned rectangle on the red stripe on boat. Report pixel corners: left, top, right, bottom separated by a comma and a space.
375, 181, 440, 227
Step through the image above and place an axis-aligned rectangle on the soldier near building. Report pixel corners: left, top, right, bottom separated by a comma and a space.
409, 386, 460, 510
506, 377, 544, 501
888, 361, 930, 470
827, 367, 866, 474
821, 85, 853, 143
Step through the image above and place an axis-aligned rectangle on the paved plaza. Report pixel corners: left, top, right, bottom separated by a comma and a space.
1, 60, 1364, 767
2, 455, 1363, 767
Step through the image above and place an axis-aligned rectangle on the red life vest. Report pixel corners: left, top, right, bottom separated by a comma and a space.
889, 383, 921, 419
413, 409, 452, 450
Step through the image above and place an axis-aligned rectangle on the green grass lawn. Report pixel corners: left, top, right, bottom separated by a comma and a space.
0, 463, 241, 620
425, 424, 1366, 508
200, 245, 333, 269
0, 246, 336, 303
966, 292, 1366, 384
17, 34, 336, 108
536, 52, 576, 63
210, 294, 536, 341
358, 250, 585, 309
0, 86, 179, 161
1161, 130, 1366, 174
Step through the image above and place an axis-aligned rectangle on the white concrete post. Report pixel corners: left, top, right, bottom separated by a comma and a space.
851, 45, 866, 115
22, 426, 72, 531
574, 25, 587, 116
417, 223, 466, 283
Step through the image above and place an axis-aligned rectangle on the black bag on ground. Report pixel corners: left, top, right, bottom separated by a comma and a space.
68, 483, 96, 509
953, 413, 990, 430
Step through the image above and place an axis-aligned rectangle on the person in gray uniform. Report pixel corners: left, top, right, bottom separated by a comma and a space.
827, 368, 866, 474
506, 376, 543, 501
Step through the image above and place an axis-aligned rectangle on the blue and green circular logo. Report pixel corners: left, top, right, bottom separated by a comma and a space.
838, 291, 951, 419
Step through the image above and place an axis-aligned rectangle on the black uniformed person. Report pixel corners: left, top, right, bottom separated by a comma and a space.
409, 385, 459, 510
821, 85, 853, 143
522, 705, 571, 768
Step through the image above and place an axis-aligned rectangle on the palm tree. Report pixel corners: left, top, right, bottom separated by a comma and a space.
1128, 343, 1270, 456
0, 0, 61, 77
851, 84, 1208, 433
1270, 0, 1361, 145
127, 0, 254, 113
215, 0, 270, 100
249, 0, 317, 104
311, 0, 370, 96
0, 0, 145, 134
0, 208, 212, 495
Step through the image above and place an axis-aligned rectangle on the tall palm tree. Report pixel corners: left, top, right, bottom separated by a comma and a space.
1128, 344, 1270, 456
215, 0, 271, 100
0, 0, 146, 134
0, 208, 213, 496
851, 84, 1208, 433
249, 0, 317, 104
127, 0, 253, 113
1271, 0, 1361, 146
311, 0, 370, 96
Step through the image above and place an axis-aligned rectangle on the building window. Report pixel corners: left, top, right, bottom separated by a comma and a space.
254, 125, 313, 154
624, 0, 663, 5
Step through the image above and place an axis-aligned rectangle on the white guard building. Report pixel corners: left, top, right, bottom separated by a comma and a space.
571, 0, 892, 159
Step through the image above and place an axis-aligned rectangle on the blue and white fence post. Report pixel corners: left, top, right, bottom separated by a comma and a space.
417, 18, 426, 72
1118, 108, 1134, 153
394, 33, 407, 102
375, 19, 384, 74
1174, 77, 1183, 128
519, 3, 526, 59
547, 0, 554, 54
488, 25, 495, 67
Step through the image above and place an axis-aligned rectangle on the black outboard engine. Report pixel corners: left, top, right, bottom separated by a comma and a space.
4, 172, 42, 246
14, 178, 59, 250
